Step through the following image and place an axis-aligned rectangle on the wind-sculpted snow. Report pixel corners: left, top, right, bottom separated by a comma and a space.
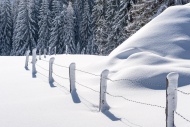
105, 5, 190, 90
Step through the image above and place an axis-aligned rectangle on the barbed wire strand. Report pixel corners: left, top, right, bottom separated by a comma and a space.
107, 77, 164, 87
105, 91, 165, 109
75, 81, 99, 93
75, 69, 100, 77
176, 89, 190, 95
53, 63, 70, 69
54, 80, 70, 92
36, 64, 49, 72
175, 111, 190, 123
52, 72, 70, 80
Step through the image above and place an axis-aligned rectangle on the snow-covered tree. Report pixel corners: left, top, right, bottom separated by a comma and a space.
51, 0, 63, 19
49, 4, 67, 54
0, 0, 13, 55
37, 0, 51, 51
80, 0, 93, 54
12, 0, 37, 55
0, 1, 3, 55
91, 0, 105, 55
73, 0, 84, 53
65, 2, 75, 54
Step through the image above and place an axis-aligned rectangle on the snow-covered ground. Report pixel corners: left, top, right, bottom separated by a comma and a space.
1, 4, 190, 127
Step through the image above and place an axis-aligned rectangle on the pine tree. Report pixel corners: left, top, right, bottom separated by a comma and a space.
0, 0, 13, 55
37, 0, 51, 51
91, 0, 105, 55
12, 0, 37, 56
0, 1, 3, 55
73, 0, 84, 53
80, 0, 93, 54
65, 2, 75, 54
51, 0, 63, 19
49, 4, 67, 54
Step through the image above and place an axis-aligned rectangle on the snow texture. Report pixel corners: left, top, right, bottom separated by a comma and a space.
0, 4, 190, 127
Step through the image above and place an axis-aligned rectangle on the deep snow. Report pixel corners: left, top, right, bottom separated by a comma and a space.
1, 4, 190, 127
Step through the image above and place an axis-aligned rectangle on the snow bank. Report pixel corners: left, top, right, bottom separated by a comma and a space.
105, 5, 190, 90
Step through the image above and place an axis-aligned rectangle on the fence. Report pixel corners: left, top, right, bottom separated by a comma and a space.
25, 48, 190, 127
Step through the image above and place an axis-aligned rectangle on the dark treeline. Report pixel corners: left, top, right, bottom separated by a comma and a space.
0, 0, 189, 56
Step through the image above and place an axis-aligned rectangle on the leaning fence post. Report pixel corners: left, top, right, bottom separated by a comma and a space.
49, 57, 55, 83
99, 69, 109, 112
166, 72, 179, 127
66, 45, 68, 55
44, 49, 47, 58
25, 50, 30, 69
69, 63, 76, 93
32, 48, 37, 75
39, 49, 41, 60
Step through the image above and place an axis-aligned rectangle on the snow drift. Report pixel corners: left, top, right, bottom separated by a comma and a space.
105, 5, 190, 89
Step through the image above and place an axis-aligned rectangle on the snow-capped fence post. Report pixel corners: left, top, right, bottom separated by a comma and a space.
44, 49, 47, 58
69, 63, 76, 93
49, 47, 51, 56
39, 49, 41, 60
49, 57, 55, 83
66, 45, 68, 55
32, 48, 37, 75
99, 69, 109, 112
166, 72, 179, 127
54, 47, 56, 55
25, 50, 30, 69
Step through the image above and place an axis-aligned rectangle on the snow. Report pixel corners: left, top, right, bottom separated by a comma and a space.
1, 5, 190, 127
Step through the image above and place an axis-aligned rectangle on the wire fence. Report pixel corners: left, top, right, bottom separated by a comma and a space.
176, 89, 190, 95
27, 53, 190, 126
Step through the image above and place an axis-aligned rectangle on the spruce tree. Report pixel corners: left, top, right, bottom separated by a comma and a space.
37, 0, 51, 51
65, 2, 75, 54
1, 0, 13, 55
12, 0, 37, 56
49, 4, 67, 54
80, 0, 93, 54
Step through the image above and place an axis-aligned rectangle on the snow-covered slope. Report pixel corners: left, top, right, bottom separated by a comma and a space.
107, 5, 190, 89
1, 5, 190, 127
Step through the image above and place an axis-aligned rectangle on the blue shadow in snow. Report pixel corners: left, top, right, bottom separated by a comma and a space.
71, 90, 81, 103
102, 110, 121, 121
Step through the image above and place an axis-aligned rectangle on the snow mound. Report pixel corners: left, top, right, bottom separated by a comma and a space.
106, 5, 190, 89
110, 5, 190, 59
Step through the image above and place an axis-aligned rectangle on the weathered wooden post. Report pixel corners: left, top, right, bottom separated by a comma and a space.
25, 50, 30, 69
99, 69, 109, 112
166, 72, 179, 127
44, 48, 47, 58
39, 49, 41, 60
49, 57, 55, 83
69, 63, 76, 93
32, 48, 37, 75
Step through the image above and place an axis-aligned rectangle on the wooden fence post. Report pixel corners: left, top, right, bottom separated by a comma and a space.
25, 50, 30, 69
39, 49, 41, 60
166, 72, 179, 127
66, 45, 68, 55
69, 63, 76, 93
32, 48, 37, 75
99, 69, 109, 112
54, 47, 56, 55
44, 48, 47, 58
49, 57, 55, 83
